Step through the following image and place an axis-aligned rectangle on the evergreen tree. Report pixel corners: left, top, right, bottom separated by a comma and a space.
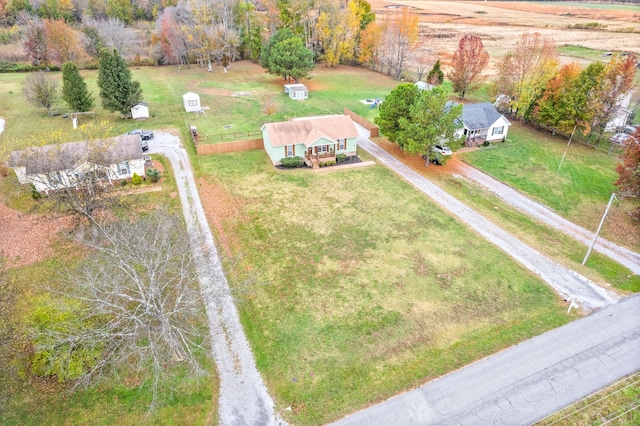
261, 29, 314, 83
374, 83, 420, 143
427, 60, 444, 86
62, 62, 94, 112
97, 48, 142, 116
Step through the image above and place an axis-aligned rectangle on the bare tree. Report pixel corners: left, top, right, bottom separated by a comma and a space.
28, 211, 207, 409
22, 71, 61, 116
414, 48, 434, 82
84, 17, 135, 57
383, 8, 419, 79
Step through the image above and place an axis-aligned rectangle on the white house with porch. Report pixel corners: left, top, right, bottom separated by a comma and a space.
8, 135, 145, 193
455, 102, 511, 146
261, 115, 359, 168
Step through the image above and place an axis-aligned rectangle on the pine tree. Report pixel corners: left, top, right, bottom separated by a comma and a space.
427, 60, 444, 86
62, 62, 94, 112
97, 48, 142, 116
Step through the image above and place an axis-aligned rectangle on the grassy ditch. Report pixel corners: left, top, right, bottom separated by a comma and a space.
199, 149, 572, 424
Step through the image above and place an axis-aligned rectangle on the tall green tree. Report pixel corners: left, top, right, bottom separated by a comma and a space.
398, 86, 464, 166
374, 82, 419, 143
426, 59, 444, 85
62, 62, 94, 112
97, 48, 142, 116
261, 28, 314, 82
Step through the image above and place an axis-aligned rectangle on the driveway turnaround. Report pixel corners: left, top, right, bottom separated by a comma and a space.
354, 126, 618, 312
149, 133, 282, 425
332, 292, 640, 425
455, 161, 640, 275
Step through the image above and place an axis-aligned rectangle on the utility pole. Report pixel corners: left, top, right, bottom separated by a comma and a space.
582, 192, 617, 266
557, 124, 577, 174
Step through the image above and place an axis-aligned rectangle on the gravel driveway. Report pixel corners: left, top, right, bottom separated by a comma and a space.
355, 125, 619, 312
149, 133, 282, 425
456, 161, 640, 275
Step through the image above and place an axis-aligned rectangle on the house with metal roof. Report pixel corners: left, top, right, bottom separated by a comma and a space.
261, 115, 359, 168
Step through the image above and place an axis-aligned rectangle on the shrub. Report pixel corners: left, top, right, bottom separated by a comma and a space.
337, 153, 347, 163
120, 179, 127, 186
281, 156, 304, 168
30, 183, 41, 199
0, 163, 9, 177
131, 173, 143, 185
482, 140, 490, 147
146, 168, 161, 183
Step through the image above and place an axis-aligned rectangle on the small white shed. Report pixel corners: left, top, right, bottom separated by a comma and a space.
415, 81, 434, 91
183, 92, 201, 112
284, 84, 308, 100
131, 102, 149, 120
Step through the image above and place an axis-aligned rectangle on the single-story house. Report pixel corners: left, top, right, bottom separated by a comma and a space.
8, 135, 145, 193
455, 102, 511, 146
131, 102, 149, 120
183, 92, 201, 112
261, 115, 359, 168
284, 84, 308, 100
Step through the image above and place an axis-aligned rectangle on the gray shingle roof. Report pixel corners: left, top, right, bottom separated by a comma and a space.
461, 102, 505, 130
9, 135, 142, 175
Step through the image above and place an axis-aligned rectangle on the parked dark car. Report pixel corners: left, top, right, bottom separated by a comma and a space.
140, 138, 149, 152
128, 129, 154, 141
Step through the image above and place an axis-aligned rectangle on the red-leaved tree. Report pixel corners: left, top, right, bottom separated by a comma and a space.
448, 34, 489, 99
615, 133, 640, 218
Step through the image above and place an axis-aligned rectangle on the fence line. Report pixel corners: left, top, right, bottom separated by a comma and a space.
195, 138, 263, 155
344, 108, 379, 137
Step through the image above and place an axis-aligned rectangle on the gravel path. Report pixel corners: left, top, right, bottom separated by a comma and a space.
149, 133, 282, 425
456, 161, 640, 275
355, 125, 619, 312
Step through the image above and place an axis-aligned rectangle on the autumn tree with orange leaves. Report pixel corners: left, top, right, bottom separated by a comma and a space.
448, 34, 489, 99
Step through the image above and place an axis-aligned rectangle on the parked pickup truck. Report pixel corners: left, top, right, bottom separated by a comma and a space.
128, 129, 154, 141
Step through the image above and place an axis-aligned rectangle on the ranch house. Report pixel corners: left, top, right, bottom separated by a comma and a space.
261, 115, 359, 168
456, 102, 511, 146
8, 135, 146, 193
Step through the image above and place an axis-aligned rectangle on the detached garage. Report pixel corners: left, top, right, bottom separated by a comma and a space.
183, 92, 201, 112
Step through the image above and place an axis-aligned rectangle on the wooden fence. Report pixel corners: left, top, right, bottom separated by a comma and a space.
344, 108, 379, 137
195, 138, 263, 155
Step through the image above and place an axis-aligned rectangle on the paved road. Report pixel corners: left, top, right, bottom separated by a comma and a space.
455, 161, 640, 275
332, 292, 640, 426
149, 133, 282, 425
354, 125, 618, 312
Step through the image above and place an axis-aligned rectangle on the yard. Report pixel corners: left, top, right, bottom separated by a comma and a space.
459, 124, 640, 253
197, 149, 572, 424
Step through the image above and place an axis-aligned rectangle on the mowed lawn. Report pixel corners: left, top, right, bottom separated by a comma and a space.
460, 124, 640, 252
198, 150, 572, 424
0, 61, 398, 153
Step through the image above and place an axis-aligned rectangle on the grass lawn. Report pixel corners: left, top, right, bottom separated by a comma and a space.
0, 61, 400, 154
460, 123, 640, 252
198, 149, 572, 424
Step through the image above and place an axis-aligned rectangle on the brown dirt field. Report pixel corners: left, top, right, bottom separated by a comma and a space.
198, 178, 246, 257
368, 1, 640, 74
0, 203, 71, 269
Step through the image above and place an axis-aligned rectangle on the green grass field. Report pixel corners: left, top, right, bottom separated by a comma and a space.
460, 123, 640, 252
199, 149, 572, 424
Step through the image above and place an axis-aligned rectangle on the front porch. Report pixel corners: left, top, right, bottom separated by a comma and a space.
303, 145, 336, 169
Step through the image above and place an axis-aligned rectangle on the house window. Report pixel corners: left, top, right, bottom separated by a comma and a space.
48, 171, 62, 185
286, 145, 294, 157
318, 145, 327, 153
118, 162, 130, 175
492, 126, 504, 136
338, 138, 346, 150
187, 100, 198, 106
